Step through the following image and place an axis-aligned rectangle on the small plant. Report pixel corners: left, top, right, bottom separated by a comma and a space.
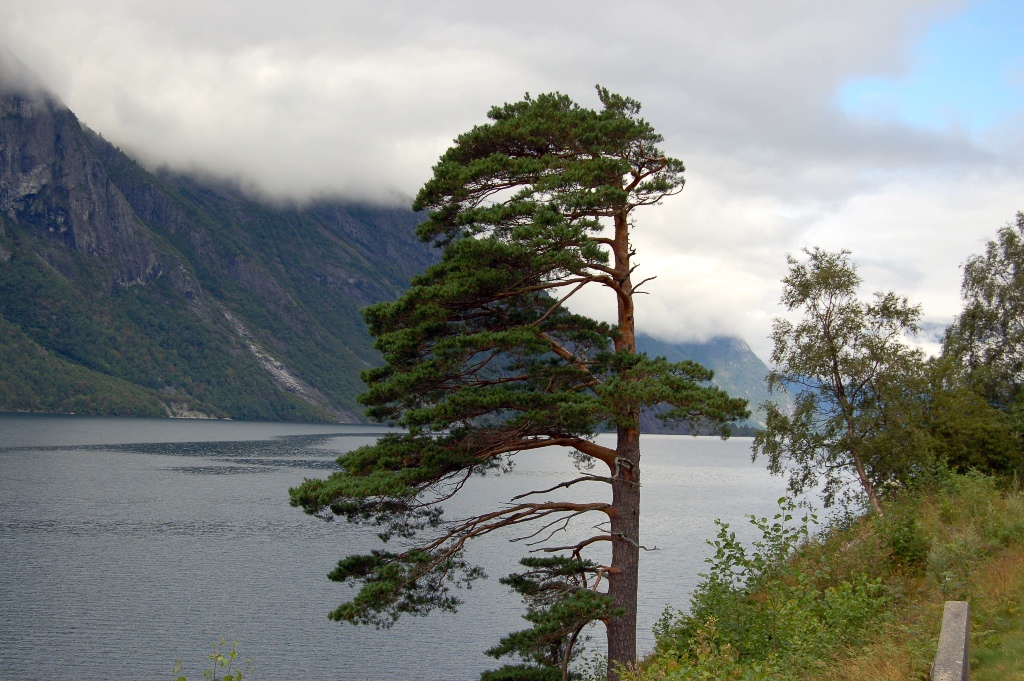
172, 638, 253, 681
878, 505, 930, 571
927, 528, 986, 599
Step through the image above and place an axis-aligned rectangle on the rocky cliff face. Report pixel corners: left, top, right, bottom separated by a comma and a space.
0, 77, 435, 421
1, 90, 169, 287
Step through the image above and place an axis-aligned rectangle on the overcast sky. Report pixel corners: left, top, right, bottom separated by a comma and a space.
2, 0, 1022, 359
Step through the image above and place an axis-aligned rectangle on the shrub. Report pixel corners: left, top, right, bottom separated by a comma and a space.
878, 505, 930, 572
649, 498, 891, 679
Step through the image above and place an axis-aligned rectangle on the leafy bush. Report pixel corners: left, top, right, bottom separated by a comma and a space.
631, 473, 1024, 680
877, 505, 930, 572
648, 498, 891, 679
619, 618, 773, 681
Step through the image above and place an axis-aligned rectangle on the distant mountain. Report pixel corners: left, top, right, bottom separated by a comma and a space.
0, 74, 781, 427
636, 335, 783, 434
0, 80, 434, 420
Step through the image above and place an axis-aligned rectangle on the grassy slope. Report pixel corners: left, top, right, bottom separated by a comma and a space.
856, 488, 1012, 680
818, 481, 1024, 681
626, 474, 1024, 680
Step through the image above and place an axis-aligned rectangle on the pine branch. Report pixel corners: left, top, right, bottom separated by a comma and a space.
533, 281, 588, 327
535, 534, 613, 556
510, 475, 615, 501
537, 332, 598, 380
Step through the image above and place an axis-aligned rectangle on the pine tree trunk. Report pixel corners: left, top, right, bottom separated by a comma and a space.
607, 208, 640, 680
607, 424, 641, 680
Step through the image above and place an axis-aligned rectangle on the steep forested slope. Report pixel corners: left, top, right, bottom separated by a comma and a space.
0, 80, 434, 420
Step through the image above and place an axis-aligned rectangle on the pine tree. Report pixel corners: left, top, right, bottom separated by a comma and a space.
290, 88, 749, 680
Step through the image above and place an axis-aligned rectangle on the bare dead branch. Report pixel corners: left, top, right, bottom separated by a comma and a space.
632, 275, 657, 293
611, 531, 658, 551
383, 499, 616, 596
510, 475, 615, 501
516, 507, 604, 546
534, 534, 613, 555
533, 281, 588, 327
416, 468, 474, 507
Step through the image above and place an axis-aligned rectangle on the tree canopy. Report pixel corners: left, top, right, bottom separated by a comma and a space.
944, 212, 1024, 411
917, 355, 1021, 475
753, 248, 926, 514
290, 88, 748, 680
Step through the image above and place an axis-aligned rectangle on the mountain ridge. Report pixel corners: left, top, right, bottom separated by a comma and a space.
1, 81, 434, 420
0, 75, 780, 427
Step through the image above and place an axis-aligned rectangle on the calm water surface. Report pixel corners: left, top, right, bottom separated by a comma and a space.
0, 414, 789, 680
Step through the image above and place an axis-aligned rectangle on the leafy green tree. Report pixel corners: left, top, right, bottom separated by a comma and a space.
918, 356, 1022, 476
944, 212, 1024, 411
753, 248, 926, 515
290, 88, 749, 679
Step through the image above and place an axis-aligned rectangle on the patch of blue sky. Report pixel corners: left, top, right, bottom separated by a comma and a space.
836, 0, 1024, 134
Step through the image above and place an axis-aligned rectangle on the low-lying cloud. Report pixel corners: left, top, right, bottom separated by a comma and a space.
2, 0, 1019, 358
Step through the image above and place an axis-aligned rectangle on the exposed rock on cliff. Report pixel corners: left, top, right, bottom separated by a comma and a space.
0, 73, 434, 421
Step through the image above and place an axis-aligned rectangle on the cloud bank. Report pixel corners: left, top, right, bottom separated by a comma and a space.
2, 0, 1020, 358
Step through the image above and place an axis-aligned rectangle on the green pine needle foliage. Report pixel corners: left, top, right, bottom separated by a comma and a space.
289, 87, 749, 676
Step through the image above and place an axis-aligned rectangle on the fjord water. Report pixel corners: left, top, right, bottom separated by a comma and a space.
0, 414, 788, 681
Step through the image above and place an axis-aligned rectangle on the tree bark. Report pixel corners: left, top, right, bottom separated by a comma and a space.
852, 449, 884, 516
606, 207, 640, 680
846, 419, 884, 516
607, 424, 641, 680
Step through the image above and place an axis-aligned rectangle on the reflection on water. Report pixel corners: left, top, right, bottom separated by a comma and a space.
0, 429, 368, 475
0, 432, 382, 457
97, 434, 353, 473
0, 414, 791, 681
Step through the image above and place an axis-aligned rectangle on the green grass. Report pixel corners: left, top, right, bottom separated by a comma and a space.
974, 628, 1024, 680
623, 473, 1024, 681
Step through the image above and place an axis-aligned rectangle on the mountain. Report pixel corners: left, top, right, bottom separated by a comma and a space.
0, 73, 781, 426
636, 334, 783, 433
0, 80, 434, 420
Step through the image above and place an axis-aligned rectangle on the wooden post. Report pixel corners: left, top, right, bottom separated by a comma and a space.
932, 601, 970, 681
